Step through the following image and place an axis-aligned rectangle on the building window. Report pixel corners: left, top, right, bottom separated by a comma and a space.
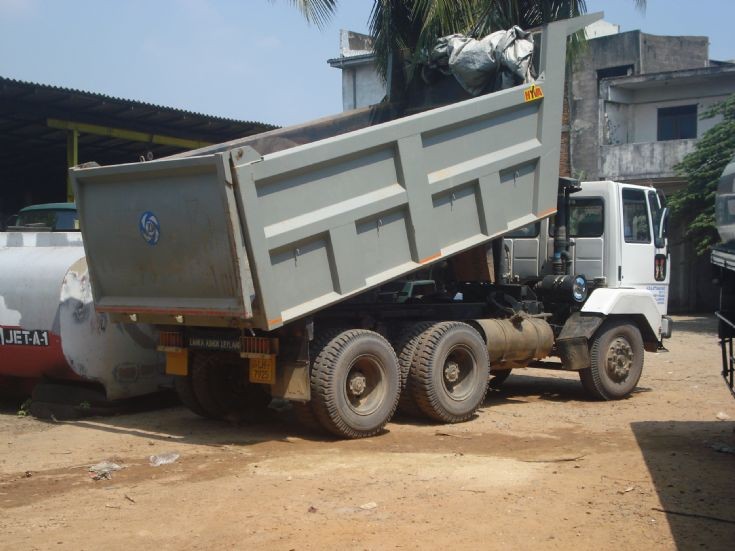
597, 65, 634, 81
657, 105, 697, 141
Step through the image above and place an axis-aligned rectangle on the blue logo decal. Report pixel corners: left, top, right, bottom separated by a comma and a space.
139, 211, 161, 245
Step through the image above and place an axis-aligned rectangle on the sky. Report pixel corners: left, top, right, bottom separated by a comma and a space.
1, 0, 733, 128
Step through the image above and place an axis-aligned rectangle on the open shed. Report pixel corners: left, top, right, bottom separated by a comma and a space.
0, 76, 276, 222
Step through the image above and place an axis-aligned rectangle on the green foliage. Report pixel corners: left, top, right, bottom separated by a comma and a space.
669, 94, 735, 255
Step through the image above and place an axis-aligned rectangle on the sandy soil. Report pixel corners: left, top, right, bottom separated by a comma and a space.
1, 315, 733, 550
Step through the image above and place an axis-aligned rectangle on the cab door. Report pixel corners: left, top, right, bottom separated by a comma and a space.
648, 189, 670, 313
619, 186, 669, 314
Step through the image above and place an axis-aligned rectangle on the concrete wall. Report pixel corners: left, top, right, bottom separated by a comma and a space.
600, 139, 697, 181
340, 63, 385, 111
641, 35, 710, 74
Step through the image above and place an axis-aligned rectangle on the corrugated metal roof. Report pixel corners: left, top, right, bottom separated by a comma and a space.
0, 75, 279, 172
0, 75, 275, 130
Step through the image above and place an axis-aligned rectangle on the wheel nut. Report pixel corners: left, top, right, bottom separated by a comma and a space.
348, 372, 367, 396
444, 361, 460, 383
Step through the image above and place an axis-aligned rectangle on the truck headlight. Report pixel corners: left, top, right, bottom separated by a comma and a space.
571, 275, 587, 302
537, 274, 588, 304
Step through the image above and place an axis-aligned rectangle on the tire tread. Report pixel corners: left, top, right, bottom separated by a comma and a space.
580, 319, 644, 401
409, 322, 490, 423
310, 329, 400, 439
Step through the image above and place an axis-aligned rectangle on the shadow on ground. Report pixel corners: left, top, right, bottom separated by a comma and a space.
486, 371, 589, 403
0, 369, 597, 446
631, 420, 735, 548
671, 315, 718, 335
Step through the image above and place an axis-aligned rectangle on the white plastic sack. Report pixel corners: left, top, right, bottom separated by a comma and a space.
428, 26, 534, 95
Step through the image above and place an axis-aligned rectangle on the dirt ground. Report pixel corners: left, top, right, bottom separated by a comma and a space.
0, 315, 734, 551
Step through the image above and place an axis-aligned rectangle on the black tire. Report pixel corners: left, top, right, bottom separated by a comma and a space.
392, 322, 434, 417
489, 369, 512, 389
579, 319, 644, 400
310, 329, 400, 439
191, 352, 271, 419
409, 322, 490, 423
174, 371, 211, 418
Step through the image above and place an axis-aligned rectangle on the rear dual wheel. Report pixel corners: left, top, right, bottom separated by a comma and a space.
175, 352, 270, 419
392, 322, 433, 417
309, 329, 400, 439
408, 322, 490, 423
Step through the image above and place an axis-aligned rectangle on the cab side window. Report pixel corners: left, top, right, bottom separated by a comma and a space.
623, 188, 651, 243
548, 198, 604, 237
569, 198, 604, 237
505, 222, 540, 238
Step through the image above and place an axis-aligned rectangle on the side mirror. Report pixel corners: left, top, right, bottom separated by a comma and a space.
655, 207, 669, 249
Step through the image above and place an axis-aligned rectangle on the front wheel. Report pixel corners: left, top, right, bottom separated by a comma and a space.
310, 329, 400, 439
579, 319, 644, 400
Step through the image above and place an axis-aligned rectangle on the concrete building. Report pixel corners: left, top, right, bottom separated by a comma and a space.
571, 30, 734, 312
599, 65, 735, 189
570, 29, 711, 183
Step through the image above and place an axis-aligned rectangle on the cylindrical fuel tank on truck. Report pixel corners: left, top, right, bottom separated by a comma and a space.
475, 317, 554, 369
0, 231, 169, 400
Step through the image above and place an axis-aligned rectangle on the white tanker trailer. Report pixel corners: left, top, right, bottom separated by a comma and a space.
0, 215, 170, 413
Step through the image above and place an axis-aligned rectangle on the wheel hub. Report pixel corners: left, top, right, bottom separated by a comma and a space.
348, 371, 367, 397
444, 361, 460, 384
605, 337, 633, 383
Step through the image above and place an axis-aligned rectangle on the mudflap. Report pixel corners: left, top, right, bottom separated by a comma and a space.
556, 312, 604, 370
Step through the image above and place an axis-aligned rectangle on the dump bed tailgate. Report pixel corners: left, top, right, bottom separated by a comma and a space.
72, 154, 257, 324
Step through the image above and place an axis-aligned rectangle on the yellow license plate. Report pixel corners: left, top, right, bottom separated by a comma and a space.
165, 350, 188, 376
249, 356, 276, 385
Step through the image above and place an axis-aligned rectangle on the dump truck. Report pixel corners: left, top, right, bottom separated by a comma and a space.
70, 13, 672, 438
712, 154, 735, 397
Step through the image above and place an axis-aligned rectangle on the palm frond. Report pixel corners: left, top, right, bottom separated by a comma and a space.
283, 0, 338, 30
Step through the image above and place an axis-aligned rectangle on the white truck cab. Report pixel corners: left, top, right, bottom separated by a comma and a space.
504, 180, 672, 343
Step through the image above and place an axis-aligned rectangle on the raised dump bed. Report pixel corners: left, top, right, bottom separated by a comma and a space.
71, 15, 597, 332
